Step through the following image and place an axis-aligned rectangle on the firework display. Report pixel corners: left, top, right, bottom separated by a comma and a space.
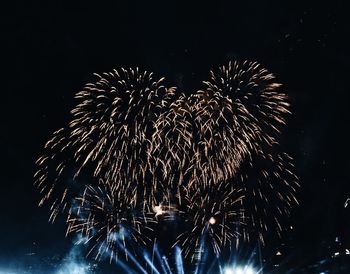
34, 61, 299, 262
66, 179, 155, 262
174, 182, 244, 259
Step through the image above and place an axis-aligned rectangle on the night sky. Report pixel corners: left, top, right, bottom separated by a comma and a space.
2, 0, 350, 273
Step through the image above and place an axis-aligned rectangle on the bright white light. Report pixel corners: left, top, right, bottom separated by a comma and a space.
235, 267, 244, 274
223, 267, 234, 274
224, 265, 258, 274
153, 204, 163, 216
245, 266, 256, 274
223, 265, 257, 274
209, 217, 216, 225
56, 262, 88, 274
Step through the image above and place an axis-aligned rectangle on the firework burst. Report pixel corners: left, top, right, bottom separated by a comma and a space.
174, 182, 244, 260
153, 90, 245, 189
204, 60, 291, 151
34, 60, 300, 263
66, 179, 155, 262
35, 68, 176, 219
236, 150, 299, 244
34, 127, 76, 223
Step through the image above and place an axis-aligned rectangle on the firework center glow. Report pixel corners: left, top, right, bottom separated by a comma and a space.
209, 217, 216, 225
153, 204, 164, 216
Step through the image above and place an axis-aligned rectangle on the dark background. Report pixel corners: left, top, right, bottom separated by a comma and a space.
2, 0, 350, 272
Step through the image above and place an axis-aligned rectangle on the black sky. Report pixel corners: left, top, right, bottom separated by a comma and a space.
2, 0, 350, 271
